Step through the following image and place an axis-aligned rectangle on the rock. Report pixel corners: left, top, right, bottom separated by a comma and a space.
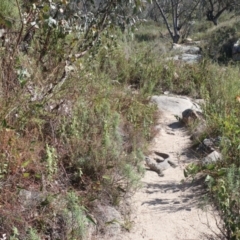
190, 121, 207, 141
167, 43, 202, 64
196, 136, 229, 156
196, 138, 215, 156
203, 138, 215, 148
179, 53, 202, 64
182, 109, 204, 126
145, 157, 163, 176
19, 189, 45, 209
0, 29, 5, 38
184, 38, 193, 44
232, 40, 240, 61
145, 154, 177, 177
166, 54, 202, 64
173, 72, 179, 80
202, 150, 222, 165
94, 205, 123, 237
85, 220, 97, 240
172, 44, 201, 54
155, 157, 165, 163
151, 95, 202, 117
169, 54, 202, 64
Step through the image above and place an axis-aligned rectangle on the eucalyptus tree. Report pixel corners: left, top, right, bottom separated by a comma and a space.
153, 0, 200, 43
203, 0, 240, 25
0, 0, 150, 96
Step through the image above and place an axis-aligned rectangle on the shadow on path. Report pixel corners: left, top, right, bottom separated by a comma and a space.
168, 121, 185, 129
142, 176, 209, 213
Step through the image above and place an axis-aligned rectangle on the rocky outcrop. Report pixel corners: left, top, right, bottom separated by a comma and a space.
151, 95, 202, 117
172, 44, 201, 54
232, 39, 240, 61
168, 43, 202, 64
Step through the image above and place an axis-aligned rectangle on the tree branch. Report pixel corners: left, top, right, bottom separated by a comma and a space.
153, 0, 174, 41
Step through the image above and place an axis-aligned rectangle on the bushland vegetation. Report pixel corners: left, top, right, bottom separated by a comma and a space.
0, 0, 157, 239
1, 0, 240, 239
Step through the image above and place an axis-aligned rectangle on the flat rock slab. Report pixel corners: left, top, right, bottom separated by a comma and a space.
166, 54, 202, 64
172, 44, 201, 54
151, 95, 201, 116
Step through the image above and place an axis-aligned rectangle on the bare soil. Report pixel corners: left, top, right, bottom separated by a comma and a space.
120, 110, 223, 240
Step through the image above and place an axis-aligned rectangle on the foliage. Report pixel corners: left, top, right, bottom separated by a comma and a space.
1, 0, 240, 238
63, 192, 88, 239
183, 61, 240, 239
204, 0, 240, 25
153, 0, 200, 43
0, 1, 158, 238
200, 20, 240, 62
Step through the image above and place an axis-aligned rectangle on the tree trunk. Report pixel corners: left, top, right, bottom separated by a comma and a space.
173, 34, 180, 43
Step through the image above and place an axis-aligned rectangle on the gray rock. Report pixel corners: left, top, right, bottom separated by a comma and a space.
95, 205, 123, 237
202, 151, 222, 165
168, 43, 202, 64
182, 109, 204, 126
19, 189, 45, 209
151, 95, 201, 117
155, 157, 165, 163
0, 28, 5, 38
145, 154, 177, 177
196, 136, 224, 154
173, 44, 201, 54
190, 121, 207, 141
180, 53, 202, 64
167, 54, 202, 64
196, 138, 215, 156
232, 40, 240, 61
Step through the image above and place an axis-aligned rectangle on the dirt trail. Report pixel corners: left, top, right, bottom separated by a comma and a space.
120, 106, 223, 240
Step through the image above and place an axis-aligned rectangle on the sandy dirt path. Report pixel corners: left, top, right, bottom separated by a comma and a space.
119, 99, 223, 240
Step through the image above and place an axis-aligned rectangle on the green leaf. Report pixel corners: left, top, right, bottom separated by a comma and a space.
105, 219, 119, 225
217, 168, 227, 176
86, 215, 97, 225
23, 173, 30, 178
102, 175, 111, 180
2, 119, 7, 128
19, 79, 27, 88
206, 163, 215, 170
21, 160, 31, 168
35, 174, 41, 179
205, 174, 214, 183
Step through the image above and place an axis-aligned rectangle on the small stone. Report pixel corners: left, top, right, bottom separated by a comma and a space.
202, 151, 222, 165
182, 109, 202, 125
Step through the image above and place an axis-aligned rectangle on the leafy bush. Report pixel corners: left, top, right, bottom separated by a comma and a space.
0, 2, 158, 238
183, 62, 240, 239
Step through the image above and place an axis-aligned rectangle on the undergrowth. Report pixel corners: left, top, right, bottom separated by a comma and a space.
183, 59, 240, 239
1, 1, 240, 238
